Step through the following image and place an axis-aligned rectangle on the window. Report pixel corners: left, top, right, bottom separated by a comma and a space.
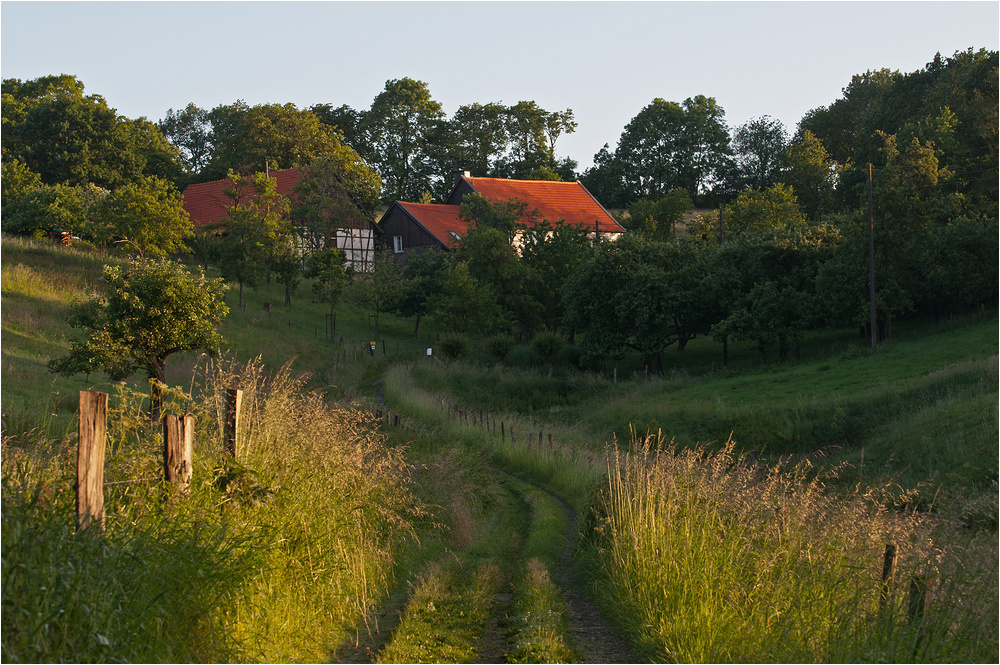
393, 235, 403, 253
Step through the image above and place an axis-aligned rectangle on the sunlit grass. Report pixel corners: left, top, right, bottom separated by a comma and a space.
585, 429, 999, 662
2, 355, 426, 662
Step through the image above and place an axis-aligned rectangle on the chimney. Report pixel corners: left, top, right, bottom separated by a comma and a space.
454, 170, 471, 186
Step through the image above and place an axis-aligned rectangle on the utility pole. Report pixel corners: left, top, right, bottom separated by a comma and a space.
868, 163, 877, 354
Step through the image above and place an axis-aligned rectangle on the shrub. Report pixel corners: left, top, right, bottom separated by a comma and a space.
485, 333, 517, 362
439, 332, 471, 360
505, 344, 539, 369
530, 330, 564, 364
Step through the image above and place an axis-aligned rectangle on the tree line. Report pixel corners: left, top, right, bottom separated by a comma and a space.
3, 48, 997, 374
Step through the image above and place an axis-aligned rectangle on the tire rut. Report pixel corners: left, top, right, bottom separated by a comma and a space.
494, 468, 639, 664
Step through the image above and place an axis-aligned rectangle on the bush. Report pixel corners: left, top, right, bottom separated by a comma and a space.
530, 330, 564, 364
485, 333, 517, 362
560, 343, 583, 368
505, 344, 539, 369
439, 332, 471, 360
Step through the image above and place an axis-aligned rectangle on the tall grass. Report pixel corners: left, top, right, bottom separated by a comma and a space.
2, 356, 426, 662
586, 428, 999, 662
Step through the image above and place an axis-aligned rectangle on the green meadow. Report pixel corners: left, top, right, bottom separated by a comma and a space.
2, 235, 996, 662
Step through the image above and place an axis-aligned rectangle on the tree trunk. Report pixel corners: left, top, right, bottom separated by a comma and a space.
413, 312, 421, 339
150, 367, 166, 422
284, 283, 291, 306
758, 339, 768, 365
722, 336, 729, 367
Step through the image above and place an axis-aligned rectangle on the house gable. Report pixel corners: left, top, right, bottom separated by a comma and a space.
444, 174, 625, 236
380, 201, 468, 260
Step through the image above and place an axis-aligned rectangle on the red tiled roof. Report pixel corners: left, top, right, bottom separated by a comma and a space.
181, 168, 303, 228
462, 176, 625, 234
397, 202, 468, 246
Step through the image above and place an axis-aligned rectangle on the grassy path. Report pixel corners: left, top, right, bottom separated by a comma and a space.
347, 458, 634, 663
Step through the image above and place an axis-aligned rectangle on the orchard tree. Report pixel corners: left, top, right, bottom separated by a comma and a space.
217, 171, 292, 307
290, 152, 381, 252
307, 247, 350, 318
429, 261, 508, 335
1, 183, 89, 235
348, 250, 405, 340
1, 158, 42, 207
563, 235, 714, 375
721, 183, 806, 237
394, 249, 447, 338
519, 219, 593, 330
49, 258, 228, 419
624, 189, 693, 239
458, 192, 540, 244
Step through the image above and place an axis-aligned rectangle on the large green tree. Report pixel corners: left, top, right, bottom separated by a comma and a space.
360, 78, 446, 203
199, 102, 342, 181
729, 115, 789, 192
158, 103, 213, 175
799, 49, 998, 210
582, 96, 732, 207
3, 75, 183, 189
783, 130, 839, 219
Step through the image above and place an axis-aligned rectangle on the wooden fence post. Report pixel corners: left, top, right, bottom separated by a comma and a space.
908, 576, 928, 623
225, 388, 242, 458
164, 414, 194, 488
77, 390, 108, 532
881, 543, 897, 610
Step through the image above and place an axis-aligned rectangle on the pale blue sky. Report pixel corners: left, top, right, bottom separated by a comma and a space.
2, 1, 997, 170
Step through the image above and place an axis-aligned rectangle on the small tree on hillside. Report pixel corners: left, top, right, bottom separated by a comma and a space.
349, 250, 404, 340
49, 258, 228, 419
307, 247, 349, 319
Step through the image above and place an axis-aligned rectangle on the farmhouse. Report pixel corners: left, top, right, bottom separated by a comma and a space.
379, 172, 625, 261
181, 167, 377, 271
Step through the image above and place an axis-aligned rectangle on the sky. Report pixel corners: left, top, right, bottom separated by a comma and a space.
1, 1, 997, 171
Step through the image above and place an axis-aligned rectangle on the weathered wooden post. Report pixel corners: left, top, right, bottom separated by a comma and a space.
77, 390, 108, 532
225, 388, 242, 458
163, 414, 194, 488
908, 575, 928, 624
881, 543, 897, 611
